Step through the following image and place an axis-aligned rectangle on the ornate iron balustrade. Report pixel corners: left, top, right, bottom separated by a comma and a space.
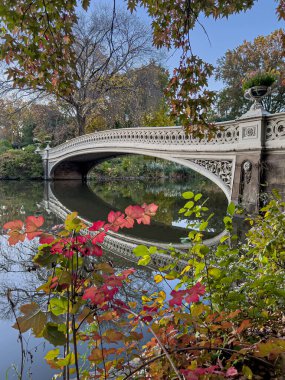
48, 122, 240, 156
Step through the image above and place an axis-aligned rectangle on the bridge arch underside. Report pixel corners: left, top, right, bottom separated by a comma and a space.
49, 149, 233, 201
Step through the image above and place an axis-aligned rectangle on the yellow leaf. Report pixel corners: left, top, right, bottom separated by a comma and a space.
154, 274, 163, 283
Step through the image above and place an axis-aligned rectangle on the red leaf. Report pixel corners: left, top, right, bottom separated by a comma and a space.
91, 245, 103, 257
39, 233, 55, 244
26, 231, 43, 240
123, 216, 134, 229
125, 205, 144, 219
136, 214, 151, 225
92, 231, 106, 244
169, 282, 205, 307
226, 367, 238, 377
142, 203, 158, 216
89, 220, 105, 231
121, 268, 136, 279
106, 211, 125, 232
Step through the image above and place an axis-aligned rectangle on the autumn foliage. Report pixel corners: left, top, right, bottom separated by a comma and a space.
3, 194, 285, 379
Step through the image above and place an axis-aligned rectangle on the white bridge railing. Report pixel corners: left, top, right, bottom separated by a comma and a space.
45, 112, 285, 160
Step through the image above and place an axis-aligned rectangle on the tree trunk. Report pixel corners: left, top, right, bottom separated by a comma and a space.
76, 111, 86, 136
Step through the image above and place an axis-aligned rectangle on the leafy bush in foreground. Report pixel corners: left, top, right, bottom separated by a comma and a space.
3, 193, 285, 379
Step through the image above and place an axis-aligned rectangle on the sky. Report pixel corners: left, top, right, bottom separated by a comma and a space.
93, 0, 283, 90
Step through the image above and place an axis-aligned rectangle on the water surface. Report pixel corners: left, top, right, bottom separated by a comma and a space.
0, 176, 228, 378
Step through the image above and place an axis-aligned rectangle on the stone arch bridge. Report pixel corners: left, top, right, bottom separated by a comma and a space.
40, 112, 285, 211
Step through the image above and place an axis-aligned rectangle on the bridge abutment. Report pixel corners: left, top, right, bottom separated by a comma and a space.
51, 161, 92, 181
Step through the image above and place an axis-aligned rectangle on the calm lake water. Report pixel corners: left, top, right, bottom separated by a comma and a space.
0, 175, 228, 379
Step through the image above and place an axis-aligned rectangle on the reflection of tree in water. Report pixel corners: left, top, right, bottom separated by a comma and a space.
0, 238, 159, 321
0, 238, 48, 320
89, 178, 227, 232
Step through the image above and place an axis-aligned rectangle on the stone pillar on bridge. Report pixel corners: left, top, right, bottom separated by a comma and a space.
231, 108, 268, 212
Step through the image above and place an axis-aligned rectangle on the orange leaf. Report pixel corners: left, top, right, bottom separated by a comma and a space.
25, 216, 44, 232
3, 220, 23, 230
8, 230, 25, 245
236, 319, 251, 334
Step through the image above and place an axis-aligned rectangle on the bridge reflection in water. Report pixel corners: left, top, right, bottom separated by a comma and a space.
42, 181, 227, 270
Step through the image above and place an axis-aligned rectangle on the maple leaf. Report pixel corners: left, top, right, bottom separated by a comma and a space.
136, 203, 158, 224
169, 282, 205, 307
123, 216, 135, 229
3, 220, 23, 230
142, 203, 158, 216
169, 289, 185, 307
106, 211, 126, 232
89, 220, 105, 231
125, 205, 144, 219
91, 245, 103, 256
121, 268, 136, 279
185, 282, 206, 304
103, 329, 124, 343
91, 231, 106, 244
39, 233, 55, 244
13, 302, 47, 336
8, 230, 26, 245
24, 216, 44, 240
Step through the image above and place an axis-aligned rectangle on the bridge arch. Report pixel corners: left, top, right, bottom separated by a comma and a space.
41, 113, 285, 212
48, 148, 233, 201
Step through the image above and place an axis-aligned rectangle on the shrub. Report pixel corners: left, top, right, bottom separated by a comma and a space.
0, 139, 12, 155
0, 148, 43, 179
3, 193, 285, 379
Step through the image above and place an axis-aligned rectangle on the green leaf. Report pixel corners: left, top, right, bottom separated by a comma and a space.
194, 261, 205, 276
182, 191, 194, 199
184, 201, 194, 209
49, 297, 68, 316
242, 365, 253, 379
43, 323, 67, 346
227, 202, 235, 216
57, 352, 75, 367
133, 245, 149, 257
149, 246, 157, 254
199, 221, 208, 231
208, 267, 221, 278
33, 247, 56, 267
64, 212, 83, 232
45, 348, 60, 361
138, 255, 151, 266
220, 235, 229, 243
13, 302, 46, 336
223, 216, 232, 225
194, 193, 202, 201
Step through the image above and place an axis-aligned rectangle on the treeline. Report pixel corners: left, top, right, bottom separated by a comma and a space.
90, 155, 197, 180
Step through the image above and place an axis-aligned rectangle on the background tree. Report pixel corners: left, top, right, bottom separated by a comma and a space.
0, 6, 157, 136
86, 62, 175, 131
26, 103, 75, 145
0, 100, 74, 147
1, 1, 284, 134
215, 30, 285, 120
